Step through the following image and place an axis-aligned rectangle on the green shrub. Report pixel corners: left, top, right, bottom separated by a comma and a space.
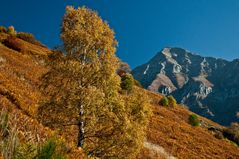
0, 26, 7, 33
167, 95, 177, 107
159, 97, 169, 106
8, 26, 16, 35
37, 140, 57, 159
17, 32, 43, 46
188, 114, 200, 126
120, 73, 134, 93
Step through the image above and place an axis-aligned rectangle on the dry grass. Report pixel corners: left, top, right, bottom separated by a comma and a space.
1, 33, 238, 159
137, 90, 239, 159
0, 36, 85, 158
0, 44, 48, 116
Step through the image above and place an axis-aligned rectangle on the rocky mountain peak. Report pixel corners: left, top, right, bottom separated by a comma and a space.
132, 47, 239, 125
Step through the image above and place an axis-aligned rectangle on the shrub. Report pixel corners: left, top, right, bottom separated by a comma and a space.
214, 131, 224, 140
0, 26, 7, 33
3, 36, 25, 53
121, 73, 134, 93
223, 122, 239, 146
188, 114, 200, 126
17, 32, 43, 46
7, 26, 16, 35
167, 95, 177, 107
37, 139, 66, 159
159, 97, 169, 106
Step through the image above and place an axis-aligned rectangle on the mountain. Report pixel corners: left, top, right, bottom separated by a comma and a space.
132, 47, 239, 125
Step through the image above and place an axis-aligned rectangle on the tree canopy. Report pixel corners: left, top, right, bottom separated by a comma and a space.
38, 6, 151, 159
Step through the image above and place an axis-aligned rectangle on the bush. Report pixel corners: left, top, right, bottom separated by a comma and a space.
37, 139, 66, 159
3, 36, 25, 53
0, 26, 7, 33
159, 97, 169, 106
167, 95, 177, 107
17, 32, 43, 46
223, 123, 239, 146
120, 73, 134, 93
188, 114, 200, 126
8, 26, 16, 35
37, 140, 57, 159
214, 132, 224, 139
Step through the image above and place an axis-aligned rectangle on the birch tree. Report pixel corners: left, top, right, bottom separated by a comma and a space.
38, 6, 151, 159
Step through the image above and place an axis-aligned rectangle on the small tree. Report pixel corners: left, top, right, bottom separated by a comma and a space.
167, 95, 177, 107
159, 97, 169, 106
189, 114, 200, 126
120, 73, 134, 93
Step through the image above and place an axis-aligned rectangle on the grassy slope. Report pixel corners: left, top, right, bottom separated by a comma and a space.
0, 33, 238, 159
137, 91, 239, 159
0, 34, 85, 158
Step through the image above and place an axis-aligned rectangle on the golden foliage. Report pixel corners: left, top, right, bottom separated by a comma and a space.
37, 6, 151, 159
61, 6, 117, 60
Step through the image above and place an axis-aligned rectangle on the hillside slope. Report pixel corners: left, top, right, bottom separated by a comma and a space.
0, 33, 238, 158
132, 47, 239, 125
137, 91, 239, 159
0, 33, 85, 158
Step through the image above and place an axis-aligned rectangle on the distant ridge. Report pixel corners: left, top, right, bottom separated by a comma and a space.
132, 47, 239, 125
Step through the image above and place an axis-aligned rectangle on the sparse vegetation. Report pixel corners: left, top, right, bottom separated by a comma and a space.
188, 114, 200, 126
159, 95, 177, 107
167, 95, 177, 107
159, 97, 169, 106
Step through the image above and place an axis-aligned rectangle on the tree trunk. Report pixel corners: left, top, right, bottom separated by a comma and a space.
77, 104, 84, 147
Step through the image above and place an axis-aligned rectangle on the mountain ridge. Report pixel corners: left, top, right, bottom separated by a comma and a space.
132, 47, 239, 125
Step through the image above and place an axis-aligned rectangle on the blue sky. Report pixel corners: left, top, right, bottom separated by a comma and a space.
1, 0, 239, 68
